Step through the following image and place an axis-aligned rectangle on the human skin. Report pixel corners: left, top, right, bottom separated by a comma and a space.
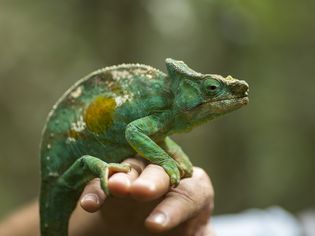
0, 158, 215, 236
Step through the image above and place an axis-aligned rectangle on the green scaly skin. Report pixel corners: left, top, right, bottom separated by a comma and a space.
39, 58, 249, 235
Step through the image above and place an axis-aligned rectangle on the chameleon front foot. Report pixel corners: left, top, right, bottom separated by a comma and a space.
160, 161, 181, 187
59, 155, 131, 196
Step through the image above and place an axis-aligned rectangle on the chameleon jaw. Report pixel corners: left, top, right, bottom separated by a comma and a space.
191, 95, 249, 111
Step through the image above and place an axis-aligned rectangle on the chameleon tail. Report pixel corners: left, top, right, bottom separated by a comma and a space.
39, 155, 131, 236
40, 183, 80, 236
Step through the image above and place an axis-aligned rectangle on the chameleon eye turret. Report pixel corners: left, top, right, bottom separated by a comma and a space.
203, 79, 222, 96
39, 58, 249, 235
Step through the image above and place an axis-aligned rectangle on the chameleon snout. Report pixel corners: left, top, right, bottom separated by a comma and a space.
231, 80, 249, 97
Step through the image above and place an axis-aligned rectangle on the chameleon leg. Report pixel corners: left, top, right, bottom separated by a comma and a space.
60, 155, 130, 195
125, 115, 181, 186
160, 137, 193, 178
40, 155, 130, 236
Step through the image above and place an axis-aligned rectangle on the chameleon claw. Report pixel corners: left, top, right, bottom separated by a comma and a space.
100, 176, 110, 196
100, 162, 132, 196
170, 174, 180, 187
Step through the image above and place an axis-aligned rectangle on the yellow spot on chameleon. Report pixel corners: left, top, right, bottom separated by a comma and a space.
84, 96, 116, 133
68, 129, 81, 139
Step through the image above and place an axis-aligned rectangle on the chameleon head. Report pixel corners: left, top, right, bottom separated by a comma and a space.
166, 58, 249, 124
197, 74, 249, 116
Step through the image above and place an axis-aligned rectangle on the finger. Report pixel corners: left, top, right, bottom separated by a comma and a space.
145, 167, 214, 232
131, 164, 170, 201
108, 157, 146, 197
80, 157, 147, 212
80, 178, 105, 213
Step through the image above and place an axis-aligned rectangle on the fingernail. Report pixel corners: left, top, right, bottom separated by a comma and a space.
147, 212, 167, 225
81, 194, 99, 205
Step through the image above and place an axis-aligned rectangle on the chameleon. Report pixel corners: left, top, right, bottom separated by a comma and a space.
39, 58, 249, 235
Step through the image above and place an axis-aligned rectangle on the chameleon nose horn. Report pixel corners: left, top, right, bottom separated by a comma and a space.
231, 80, 249, 96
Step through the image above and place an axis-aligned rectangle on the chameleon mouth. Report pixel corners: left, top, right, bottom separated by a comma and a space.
201, 95, 249, 109
205, 96, 249, 112
187, 95, 249, 111
229, 95, 249, 105
187, 95, 249, 112
210, 95, 249, 105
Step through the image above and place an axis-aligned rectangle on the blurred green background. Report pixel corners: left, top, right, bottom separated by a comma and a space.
0, 0, 314, 219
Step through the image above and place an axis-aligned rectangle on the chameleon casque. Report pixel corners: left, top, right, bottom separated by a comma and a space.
40, 58, 249, 235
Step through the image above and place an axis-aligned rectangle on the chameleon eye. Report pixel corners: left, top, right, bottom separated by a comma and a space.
203, 79, 221, 94
207, 85, 218, 91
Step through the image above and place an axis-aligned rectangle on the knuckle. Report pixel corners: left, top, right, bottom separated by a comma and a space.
192, 167, 214, 197
88, 178, 101, 186
147, 163, 164, 172
84, 179, 100, 192
84, 179, 106, 199
193, 166, 208, 178
169, 187, 196, 205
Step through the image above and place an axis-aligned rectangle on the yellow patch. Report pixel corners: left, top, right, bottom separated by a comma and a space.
84, 96, 116, 133
68, 129, 81, 139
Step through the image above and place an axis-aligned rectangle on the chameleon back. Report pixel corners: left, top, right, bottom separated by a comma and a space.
40, 64, 170, 235
40, 64, 168, 179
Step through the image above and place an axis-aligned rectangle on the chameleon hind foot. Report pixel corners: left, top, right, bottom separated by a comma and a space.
59, 155, 131, 196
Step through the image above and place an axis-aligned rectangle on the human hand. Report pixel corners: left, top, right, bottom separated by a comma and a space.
69, 157, 215, 236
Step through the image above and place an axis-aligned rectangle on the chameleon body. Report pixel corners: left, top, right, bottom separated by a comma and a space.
40, 58, 249, 235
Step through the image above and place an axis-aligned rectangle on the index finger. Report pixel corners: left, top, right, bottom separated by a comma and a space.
80, 157, 146, 212
130, 164, 170, 201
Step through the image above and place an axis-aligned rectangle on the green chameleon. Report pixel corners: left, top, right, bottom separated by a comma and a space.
40, 58, 249, 235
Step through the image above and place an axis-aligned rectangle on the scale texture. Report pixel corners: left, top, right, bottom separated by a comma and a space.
40, 58, 249, 235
